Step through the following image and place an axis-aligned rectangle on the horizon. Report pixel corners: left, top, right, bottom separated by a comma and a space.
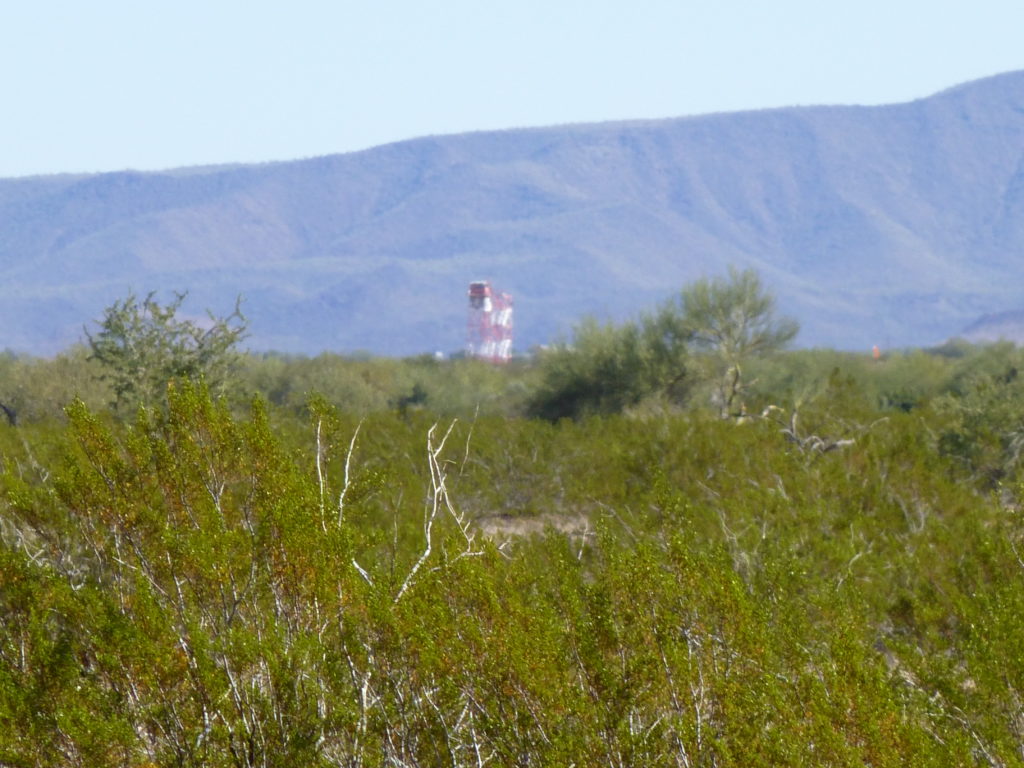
3, 0, 1024, 179
5, 67, 1022, 182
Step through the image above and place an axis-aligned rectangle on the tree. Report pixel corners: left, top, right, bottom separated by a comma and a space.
677, 267, 798, 418
86, 291, 247, 411
526, 269, 795, 421
937, 344, 1024, 486
527, 313, 689, 421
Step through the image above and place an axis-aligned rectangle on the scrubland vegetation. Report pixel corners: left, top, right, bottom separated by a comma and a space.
3, 278, 1024, 766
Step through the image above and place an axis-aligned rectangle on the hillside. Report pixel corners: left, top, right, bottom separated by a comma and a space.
959, 310, 1024, 344
3, 70, 1024, 355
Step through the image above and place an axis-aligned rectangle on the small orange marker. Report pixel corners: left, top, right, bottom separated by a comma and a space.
872, 345, 881, 360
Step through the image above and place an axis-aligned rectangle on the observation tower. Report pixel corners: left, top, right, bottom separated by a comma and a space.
467, 281, 513, 363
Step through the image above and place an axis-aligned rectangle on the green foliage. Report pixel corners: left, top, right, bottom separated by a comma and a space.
0, 346, 112, 425
678, 266, 799, 417
8, 287, 1024, 764
235, 352, 534, 419
935, 344, 1024, 485
1, 364, 1023, 765
527, 311, 689, 421
86, 291, 247, 412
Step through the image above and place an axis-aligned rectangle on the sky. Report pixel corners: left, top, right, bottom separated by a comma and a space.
2, 0, 1024, 179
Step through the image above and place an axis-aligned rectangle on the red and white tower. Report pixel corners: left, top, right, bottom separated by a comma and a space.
467, 281, 513, 363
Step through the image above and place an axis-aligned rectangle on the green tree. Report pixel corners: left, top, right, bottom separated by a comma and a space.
936, 345, 1024, 485
677, 266, 798, 418
527, 313, 689, 421
86, 291, 247, 411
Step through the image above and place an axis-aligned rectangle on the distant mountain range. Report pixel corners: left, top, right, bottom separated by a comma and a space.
3, 70, 1024, 356
960, 310, 1024, 345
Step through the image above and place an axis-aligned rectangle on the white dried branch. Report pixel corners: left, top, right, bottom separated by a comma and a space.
338, 419, 364, 525
315, 417, 327, 531
395, 420, 484, 604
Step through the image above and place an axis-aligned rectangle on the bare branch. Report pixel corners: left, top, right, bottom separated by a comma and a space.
338, 419, 364, 525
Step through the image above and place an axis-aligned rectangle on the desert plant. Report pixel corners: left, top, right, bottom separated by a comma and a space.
86, 291, 247, 412
677, 266, 798, 418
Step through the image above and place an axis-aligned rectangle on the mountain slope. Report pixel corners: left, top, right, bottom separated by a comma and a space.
3, 70, 1024, 355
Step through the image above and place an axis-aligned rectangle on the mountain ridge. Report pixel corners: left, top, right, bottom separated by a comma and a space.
3, 70, 1024, 355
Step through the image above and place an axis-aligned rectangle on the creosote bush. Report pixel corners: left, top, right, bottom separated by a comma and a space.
1, 369, 1023, 765
4, 278, 1024, 765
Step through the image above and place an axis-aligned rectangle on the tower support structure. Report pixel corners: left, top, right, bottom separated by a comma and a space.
467, 281, 513, 363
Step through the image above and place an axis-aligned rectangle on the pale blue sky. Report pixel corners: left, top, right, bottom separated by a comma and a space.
2, 0, 1023, 178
